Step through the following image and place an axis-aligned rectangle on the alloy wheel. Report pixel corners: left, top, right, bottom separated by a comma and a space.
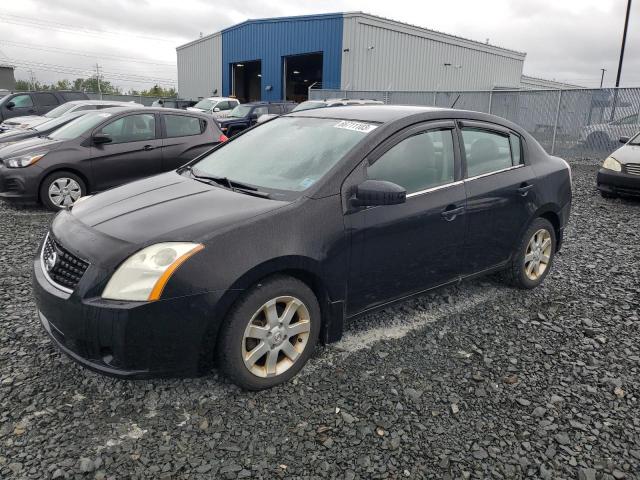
242, 296, 311, 378
524, 228, 552, 281
48, 178, 82, 207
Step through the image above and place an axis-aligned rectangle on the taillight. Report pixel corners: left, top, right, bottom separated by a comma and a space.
219, 134, 229, 143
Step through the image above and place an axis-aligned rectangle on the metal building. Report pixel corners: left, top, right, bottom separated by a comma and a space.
0, 64, 16, 90
176, 12, 528, 102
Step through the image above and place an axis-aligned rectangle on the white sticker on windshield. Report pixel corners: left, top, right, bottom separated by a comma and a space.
334, 120, 377, 133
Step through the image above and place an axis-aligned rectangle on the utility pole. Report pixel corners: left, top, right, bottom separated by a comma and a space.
615, 0, 632, 87
28, 69, 36, 90
95, 63, 102, 99
600, 68, 606, 88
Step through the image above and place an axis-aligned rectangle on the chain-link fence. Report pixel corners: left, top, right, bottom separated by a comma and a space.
85, 93, 177, 106
310, 87, 640, 157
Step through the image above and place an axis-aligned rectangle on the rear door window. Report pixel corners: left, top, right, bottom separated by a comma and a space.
267, 105, 282, 114
253, 106, 268, 118
33, 93, 60, 107
461, 129, 513, 177
164, 115, 205, 138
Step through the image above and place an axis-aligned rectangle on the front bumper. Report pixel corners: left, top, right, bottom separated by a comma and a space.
33, 252, 226, 379
597, 168, 640, 197
0, 165, 41, 202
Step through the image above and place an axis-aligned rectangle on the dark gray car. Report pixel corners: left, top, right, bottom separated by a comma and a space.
0, 107, 226, 210
0, 91, 89, 124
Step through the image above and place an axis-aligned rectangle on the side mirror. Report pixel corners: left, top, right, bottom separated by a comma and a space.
213, 107, 221, 112
5, 101, 15, 109
620, 136, 630, 144
92, 132, 112, 145
351, 180, 406, 207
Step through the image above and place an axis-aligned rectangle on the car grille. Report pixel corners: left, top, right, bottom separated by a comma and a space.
625, 163, 640, 176
41, 234, 90, 292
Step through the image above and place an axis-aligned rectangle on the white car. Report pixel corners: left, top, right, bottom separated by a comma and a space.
256, 98, 384, 124
187, 97, 240, 119
0, 100, 142, 130
579, 113, 640, 149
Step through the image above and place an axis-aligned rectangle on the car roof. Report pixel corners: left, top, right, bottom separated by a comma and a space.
288, 105, 448, 123
92, 106, 212, 118
66, 100, 140, 106
199, 96, 238, 101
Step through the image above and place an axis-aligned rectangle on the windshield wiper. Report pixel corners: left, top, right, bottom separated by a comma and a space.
183, 166, 270, 198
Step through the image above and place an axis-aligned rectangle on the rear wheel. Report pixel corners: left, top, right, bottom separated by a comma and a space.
40, 171, 86, 211
217, 275, 320, 390
504, 218, 556, 289
600, 190, 616, 199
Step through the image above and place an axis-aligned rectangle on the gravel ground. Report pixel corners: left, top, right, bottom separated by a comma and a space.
1, 159, 639, 479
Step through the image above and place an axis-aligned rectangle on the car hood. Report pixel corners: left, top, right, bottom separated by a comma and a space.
217, 117, 245, 125
0, 129, 33, 144
70, 171, 289, 244
0, 136, 67, 159
611, 143, 640, 164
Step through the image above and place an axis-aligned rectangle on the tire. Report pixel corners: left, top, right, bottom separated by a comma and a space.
600, 190, 616, 199
503, 218, 556, 289
217, 275, 321, 390
40, 171, 86, 211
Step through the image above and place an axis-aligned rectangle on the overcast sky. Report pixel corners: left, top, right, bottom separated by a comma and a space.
1, 0, 638, 92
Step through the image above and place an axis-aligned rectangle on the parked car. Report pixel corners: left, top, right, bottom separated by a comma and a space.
0, 107, 226, 209
1, 100, 142, 131
0, 91, 88, 125
187, 97, 240, 118
0, 110, 91, 146
257, 98, 383, 124
597, 132, 640, 198
151, 99, 198, 110
218, 102, 297, 135
32, 105, 572, 390
580, 113, 640, 149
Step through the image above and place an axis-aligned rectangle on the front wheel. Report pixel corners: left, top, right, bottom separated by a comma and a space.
39, 171, 86, 211
217, 275, 320, 390
504, 218, 556, 289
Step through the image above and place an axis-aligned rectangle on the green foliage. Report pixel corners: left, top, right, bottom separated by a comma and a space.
15, 76, 175, 97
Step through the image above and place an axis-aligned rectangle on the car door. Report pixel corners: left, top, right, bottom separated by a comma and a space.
3, 94, 36, 120
33, 92, 60, 115
345, 121, 467, 314
161, 114, 217, 170
90, 112, 163, 191
459, 122, 538, 274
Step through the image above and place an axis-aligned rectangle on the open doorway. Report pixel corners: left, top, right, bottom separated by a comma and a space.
283, 52, 323, 102
232, 60, 262, 103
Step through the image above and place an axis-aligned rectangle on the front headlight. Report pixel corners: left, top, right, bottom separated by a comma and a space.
5, 152, 47, 168
102, 242, 204, 301
602, 156, 622, 172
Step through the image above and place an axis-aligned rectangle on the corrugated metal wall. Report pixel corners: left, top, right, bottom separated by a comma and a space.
340, 14, 525, 91
176, 33, 222, 100
221, 14, 343, 101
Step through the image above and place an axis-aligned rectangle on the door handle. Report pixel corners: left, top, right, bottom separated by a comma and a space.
143, 145, 156, 151
517, 183, 534, 196
441, 205, 465, 221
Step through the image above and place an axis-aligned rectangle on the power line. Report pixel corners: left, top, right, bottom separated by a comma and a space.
0, 39, 175, 66
0, 14, 177, 43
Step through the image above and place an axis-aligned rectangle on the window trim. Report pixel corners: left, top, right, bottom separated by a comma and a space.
365, 120, 461, 196
95, 112, 159, 145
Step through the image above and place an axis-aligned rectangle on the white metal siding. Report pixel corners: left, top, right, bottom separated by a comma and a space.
341, 14, 525, 91
176, 33, 222, 100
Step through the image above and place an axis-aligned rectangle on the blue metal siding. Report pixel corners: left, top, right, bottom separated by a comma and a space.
222, 14, 343, 100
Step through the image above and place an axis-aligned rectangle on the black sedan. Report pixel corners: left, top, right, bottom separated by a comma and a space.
32, 106, 572, 390
0, 110, 90, 146
597, 132, 640, 198
0, 107, 227, 209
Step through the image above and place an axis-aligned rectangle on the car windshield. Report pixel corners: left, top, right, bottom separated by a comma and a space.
292, 101, 327, 112
190, 117, 376, 195
44, 103, 78, 118
48, 112, 113, 140
193, 99, 216, 111
228, 105, 253, 118
34, 113, 84, 132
